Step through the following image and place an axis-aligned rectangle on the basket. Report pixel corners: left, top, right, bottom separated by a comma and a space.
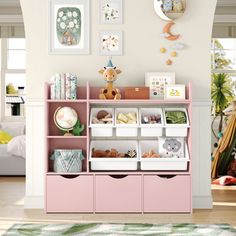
50, 149, 84, 173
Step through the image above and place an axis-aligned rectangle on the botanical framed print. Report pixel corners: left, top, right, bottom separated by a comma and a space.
164, 84, 186, 100
99, 31, 123, 56
49, 0, 90, 54
145, 72, 175, 99
100, 0, 123, 24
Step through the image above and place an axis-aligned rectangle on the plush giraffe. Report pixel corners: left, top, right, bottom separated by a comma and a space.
98, 59, 122, 100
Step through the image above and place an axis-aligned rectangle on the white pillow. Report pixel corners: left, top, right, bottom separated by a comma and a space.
7, 135, 26, 158
1, 122, 25, 137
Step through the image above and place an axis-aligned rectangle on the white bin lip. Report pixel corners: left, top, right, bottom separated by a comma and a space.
90, 107, 114, 127
115, 108, 139, 127
89, 140, 139, 161
163, 108, 190, 127
139, 141, 190, 161
139, 108, 164, 127
89, 157, 139, 162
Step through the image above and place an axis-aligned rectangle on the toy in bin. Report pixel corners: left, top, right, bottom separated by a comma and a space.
159, 138, 185, 158
92, 148, 137, 158
50, 149, 84, 173
91, 110, 113, 124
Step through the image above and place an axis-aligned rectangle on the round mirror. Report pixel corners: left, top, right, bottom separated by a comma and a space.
154, 0, 186, 21
54, 106, 78, 136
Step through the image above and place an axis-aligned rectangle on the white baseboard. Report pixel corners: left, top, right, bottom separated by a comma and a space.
24, 195, 213, 210
193, 195, 213, 209
24, 196, 44, 209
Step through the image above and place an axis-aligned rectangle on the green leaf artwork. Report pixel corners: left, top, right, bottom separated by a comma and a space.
56, 7, 81, 46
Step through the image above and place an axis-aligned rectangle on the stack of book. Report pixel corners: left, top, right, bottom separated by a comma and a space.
50, 73, 78, 100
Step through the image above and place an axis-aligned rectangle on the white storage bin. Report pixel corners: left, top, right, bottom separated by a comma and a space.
115, 108, 139, 137
139, 108, 163, 137
90, 108, 114, 137
90, 140, 139, 170
164, 108, 190, 137
139, 140, 190, 170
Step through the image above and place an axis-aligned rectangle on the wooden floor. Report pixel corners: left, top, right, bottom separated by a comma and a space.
0, 177, 236, 234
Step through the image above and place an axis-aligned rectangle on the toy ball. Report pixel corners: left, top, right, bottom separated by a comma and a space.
214, 143, 218, 148
218, 132, 223, 138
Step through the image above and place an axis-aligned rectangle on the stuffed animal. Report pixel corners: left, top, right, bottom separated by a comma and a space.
92, 148, 119, 158
163, 138, 182, 153
98, 59, 122, 100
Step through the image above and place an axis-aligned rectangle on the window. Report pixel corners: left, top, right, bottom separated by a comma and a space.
211, 38, 236, 95
0, 38, 26, 119
7, 38, 26, 69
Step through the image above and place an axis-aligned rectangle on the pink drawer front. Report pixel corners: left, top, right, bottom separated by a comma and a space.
144, 175, 191, 213
46, 175, 93, 213
95, 175, 142, 212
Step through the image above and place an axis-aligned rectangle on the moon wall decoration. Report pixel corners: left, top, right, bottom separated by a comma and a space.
163, 21, 180, 41
154, 0, 186, 21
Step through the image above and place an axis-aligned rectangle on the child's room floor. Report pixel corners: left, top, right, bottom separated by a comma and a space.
0, 177, 236, 234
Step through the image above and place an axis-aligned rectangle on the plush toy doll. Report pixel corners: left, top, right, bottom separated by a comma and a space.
98, 59, 122, 100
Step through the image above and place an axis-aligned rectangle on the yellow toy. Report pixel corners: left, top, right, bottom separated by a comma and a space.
98, 59, 122, 100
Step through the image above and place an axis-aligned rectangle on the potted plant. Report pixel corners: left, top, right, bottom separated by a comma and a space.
211, 73, 233, 140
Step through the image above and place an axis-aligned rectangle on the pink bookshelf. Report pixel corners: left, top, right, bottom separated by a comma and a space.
45, 82, 192, 214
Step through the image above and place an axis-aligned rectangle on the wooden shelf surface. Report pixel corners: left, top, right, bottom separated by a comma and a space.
46, 171, 191, 175
89, 99, 191, 105
46, 99, 87, 103
46, 136, 87, 139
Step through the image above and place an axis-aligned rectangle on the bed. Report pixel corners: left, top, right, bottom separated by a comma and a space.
0, 122, 25, 176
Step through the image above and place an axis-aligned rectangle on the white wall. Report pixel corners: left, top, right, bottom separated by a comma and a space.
20, 0, 217, 208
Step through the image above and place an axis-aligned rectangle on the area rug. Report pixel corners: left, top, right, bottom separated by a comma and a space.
3, 223, 236, 236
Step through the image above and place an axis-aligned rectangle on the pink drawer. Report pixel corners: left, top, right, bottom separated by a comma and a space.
95, 175, 142, 212
46, 175, 93, 213
144, 175, 191, 213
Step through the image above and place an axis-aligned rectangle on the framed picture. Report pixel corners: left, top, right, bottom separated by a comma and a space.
164, 84, 186, 100
100, 0, 123, 24
49, 0, 90, 54
145, 72, 175, 99
99, 31, 123, 56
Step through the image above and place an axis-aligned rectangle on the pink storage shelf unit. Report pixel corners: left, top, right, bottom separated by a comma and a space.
45, 82, 192, 213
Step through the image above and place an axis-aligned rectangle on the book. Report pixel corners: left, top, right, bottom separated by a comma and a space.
65, 73, 71, 100
70, 75, 77, 100
61, 74, 66, 100
55, 73, 61, 100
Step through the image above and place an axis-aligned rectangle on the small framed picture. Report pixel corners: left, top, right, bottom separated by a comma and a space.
164, 84, 186, 100
99, 31, 123, 56
100, 0, 123, 24
49, 0, 90, 54
145, 72, 175, 99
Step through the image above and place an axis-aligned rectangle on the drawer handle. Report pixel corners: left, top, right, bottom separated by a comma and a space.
61, 175, 80, 179
157, 175, 176, 179
109, 175, 128, 179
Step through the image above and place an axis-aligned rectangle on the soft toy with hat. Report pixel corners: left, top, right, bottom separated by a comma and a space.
98, 58, 122, 100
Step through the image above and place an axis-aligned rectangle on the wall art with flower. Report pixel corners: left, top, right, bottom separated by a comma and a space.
100, 0, 123, 24
99, 31, 123, 56
49, 0, 90, 54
